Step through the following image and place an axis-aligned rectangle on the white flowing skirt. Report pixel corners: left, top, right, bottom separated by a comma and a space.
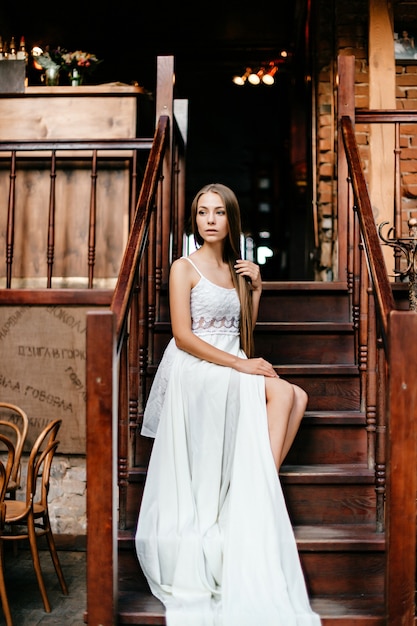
135, 334, 321, 626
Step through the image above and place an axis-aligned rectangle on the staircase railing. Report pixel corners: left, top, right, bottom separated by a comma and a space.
85, 56, 186, 625
338, 55, 417, 626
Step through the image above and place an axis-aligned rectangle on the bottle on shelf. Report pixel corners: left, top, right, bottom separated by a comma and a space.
8, 36, 17, 60
0, 37, 4, 61
17, 36, 27, 61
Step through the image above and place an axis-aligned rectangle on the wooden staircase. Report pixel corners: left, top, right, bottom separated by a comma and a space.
116, 280, 387, 625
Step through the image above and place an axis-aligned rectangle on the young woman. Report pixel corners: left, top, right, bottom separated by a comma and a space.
136, 183, 321, 625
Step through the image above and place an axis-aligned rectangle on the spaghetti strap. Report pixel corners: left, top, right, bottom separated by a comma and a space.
182, 256, 203, 277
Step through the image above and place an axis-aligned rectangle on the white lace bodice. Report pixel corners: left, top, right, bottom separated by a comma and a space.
185, 257, 240, 337
141, 257, 241, 437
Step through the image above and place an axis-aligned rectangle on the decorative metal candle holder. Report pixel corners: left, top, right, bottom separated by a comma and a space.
378, 217, 417, 311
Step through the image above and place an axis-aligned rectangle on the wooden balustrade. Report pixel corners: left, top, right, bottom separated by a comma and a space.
338, 54, 417, 625
0, 137, 154, 288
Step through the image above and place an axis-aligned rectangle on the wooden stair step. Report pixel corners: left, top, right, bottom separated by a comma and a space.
119, 590, 165, 625
294, 524, 384, 551
287, 410, 367, 464
117, 526, 385, 625
276, 364, 359, 375
258, 281, 351, 323
276, 365, 360, 411
303, 410, 365, 424
118, 591, 387, 625
303, 547, 384, 597
255, 322, 355, 364
281, 464, 376, 525
256, 322, 354, 332
311, 596, 385, 625
280, 463, 374, 483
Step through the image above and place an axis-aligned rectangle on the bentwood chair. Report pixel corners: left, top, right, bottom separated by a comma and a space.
0, 403, 29, 499
0, 434, 16, 626
1, 418, 68, 615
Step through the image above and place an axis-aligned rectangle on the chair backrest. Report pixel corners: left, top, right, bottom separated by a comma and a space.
26, 418, 62, 509
0, 403, 29, 488
0, 434, 15, 505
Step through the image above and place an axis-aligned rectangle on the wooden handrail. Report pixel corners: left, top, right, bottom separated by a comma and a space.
0, 138, 154, 151
111, 115, 169, 342
340, 115, 395, 341
355, 110, 417, 123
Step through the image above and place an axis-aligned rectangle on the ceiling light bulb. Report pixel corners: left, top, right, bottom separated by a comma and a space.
262, 66, 278, 85
248, 71, 261, 85
232, 67, 252, 86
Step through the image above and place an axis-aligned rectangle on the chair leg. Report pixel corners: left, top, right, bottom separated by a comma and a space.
27, 515, 51, 613
0, 541, 13, 626
43, 513, 68, 595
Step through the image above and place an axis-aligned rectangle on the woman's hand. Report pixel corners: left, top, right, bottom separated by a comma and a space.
234, 356, 279, 378
234, 259, 262, 291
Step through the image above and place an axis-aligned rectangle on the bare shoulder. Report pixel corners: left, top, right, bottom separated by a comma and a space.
171, 256, 191, 275
170, 257, 199, 287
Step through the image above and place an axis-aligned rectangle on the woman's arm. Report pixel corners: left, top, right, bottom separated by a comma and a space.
169, 258, 276, 378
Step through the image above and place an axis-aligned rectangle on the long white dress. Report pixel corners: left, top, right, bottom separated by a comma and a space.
135, 257, 321, 626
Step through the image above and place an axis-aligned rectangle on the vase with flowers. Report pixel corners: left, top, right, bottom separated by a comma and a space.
32, 46, 102, 86
32, 47, 62, 85
60, 50, 102, 86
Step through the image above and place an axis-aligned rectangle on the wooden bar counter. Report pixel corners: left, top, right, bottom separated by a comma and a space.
0, 84, 144, 140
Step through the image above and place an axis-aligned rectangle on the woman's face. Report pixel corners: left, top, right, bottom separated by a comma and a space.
196, 191, 229, 243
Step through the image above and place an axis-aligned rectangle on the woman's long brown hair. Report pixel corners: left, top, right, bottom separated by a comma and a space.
190, 183, 255, 357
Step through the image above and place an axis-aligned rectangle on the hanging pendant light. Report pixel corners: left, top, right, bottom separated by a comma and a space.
262, 65, 278, 85
232, 67, 252, 86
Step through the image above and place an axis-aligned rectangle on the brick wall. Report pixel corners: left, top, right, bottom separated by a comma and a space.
18, 454, 86, 538
314, 0, 417, 279
396, 64, 417, 231
313, 0, 369, 279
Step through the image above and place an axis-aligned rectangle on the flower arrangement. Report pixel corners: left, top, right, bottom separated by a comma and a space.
32, 46, 102, 85
60, 50, 101, 73
32, 47, 61, 71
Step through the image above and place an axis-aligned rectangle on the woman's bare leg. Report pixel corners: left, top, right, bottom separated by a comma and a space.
265, 377, 308, 469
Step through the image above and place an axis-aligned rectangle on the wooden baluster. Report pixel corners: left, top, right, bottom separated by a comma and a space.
129, 266, 141, 464
118, 333, 129, 531
337, 55, 355, 282
393, 122, 402, 277
358, 245, 369, 412
6, 151, 16, 288
173, 146, 182, 261
352, 203, 361, 358
46, 150, 57, 288
176, 147, 186, 261
365, 288, 377, 469
146, 206, 156, 392
127, 146, 141, 426
375, 323, 386, 533
130, 151, 138, 225
155, 174, 164, 322
88, 150, 98, 288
